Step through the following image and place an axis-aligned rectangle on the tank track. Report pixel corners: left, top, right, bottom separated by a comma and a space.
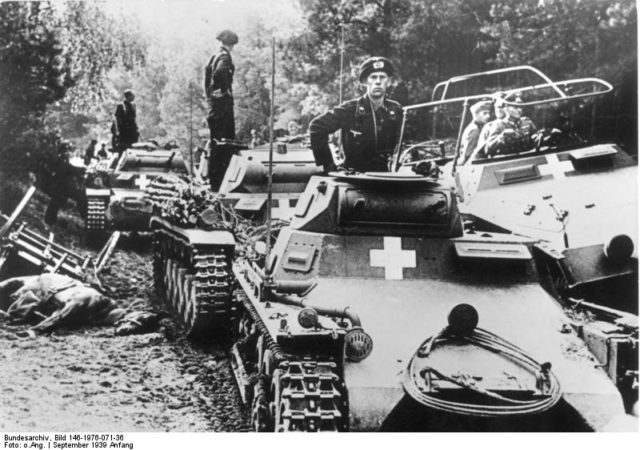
152, 230, 232, 337
234, 290, 347, 432
273, 359, 346, 431
86, 197, 108, 230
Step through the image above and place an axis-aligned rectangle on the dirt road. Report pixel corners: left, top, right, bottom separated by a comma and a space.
0, 192, 248, 431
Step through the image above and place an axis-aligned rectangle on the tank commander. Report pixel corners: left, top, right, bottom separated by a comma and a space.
475, 95, 537, 158
457, 100, 492, 165
310, 56, 403, 173
111, 89, 139, 156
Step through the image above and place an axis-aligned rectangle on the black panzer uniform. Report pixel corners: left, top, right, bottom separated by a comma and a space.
205, 47, 235, 141
204, 47, 236, 189
112, 100, 139, 155
310, 94, 403, 172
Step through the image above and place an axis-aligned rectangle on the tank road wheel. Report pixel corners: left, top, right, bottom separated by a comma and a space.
151, 236, 166, 305
85, 197, 108, 247
251, 376, 270, 432
270, 368, 284, 432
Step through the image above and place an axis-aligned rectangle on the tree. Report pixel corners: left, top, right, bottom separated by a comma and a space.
0, 1, 71, 173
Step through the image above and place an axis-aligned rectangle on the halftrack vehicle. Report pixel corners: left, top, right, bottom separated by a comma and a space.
394, 66, 638, 406
84, 142, 189, 236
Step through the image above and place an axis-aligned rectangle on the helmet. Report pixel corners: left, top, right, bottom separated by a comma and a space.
216, 30, 239, 46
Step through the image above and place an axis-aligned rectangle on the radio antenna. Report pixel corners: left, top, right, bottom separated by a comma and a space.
265, 36, 276, 277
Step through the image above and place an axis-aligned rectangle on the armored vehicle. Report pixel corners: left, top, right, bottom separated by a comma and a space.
150, 142, 321, 336
395, 67, 637, 405
84, 142, 189, 236
231, 172, 626, 431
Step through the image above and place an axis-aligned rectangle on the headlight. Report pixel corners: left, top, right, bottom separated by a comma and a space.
344, 328, 373, 362
604, 234, 634, 262
93, 176, 104, 188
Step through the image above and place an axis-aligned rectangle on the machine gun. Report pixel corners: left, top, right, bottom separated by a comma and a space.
0, 186, 120, 282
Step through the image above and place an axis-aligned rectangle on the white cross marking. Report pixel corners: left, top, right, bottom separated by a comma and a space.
271, 199, 297, 221
538, 154, 574, 179
369, 237, 416, 280
134, 174, 151, 190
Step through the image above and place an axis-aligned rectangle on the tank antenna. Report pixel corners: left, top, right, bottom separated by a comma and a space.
265, 36, 276, 278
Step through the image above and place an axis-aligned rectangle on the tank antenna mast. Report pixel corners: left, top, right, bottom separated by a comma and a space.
265, 36, 276, 278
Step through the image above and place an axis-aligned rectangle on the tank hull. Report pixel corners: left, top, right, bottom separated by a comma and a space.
269, 228, 626, 431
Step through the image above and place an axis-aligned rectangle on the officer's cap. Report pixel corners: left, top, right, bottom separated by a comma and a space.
470, 100, 492, 114
358, 56, 394, 82
217, 29, 239, 46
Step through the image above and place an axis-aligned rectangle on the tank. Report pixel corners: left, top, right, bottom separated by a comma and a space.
225, 172, 627, 431
84, 141, 189, 237
395, 68, 638, 406
149, 141, 322, 336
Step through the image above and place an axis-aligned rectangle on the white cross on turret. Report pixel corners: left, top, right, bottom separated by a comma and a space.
369, 237, 416, 280
538, 154, 574, 179
134, 174, 151, 190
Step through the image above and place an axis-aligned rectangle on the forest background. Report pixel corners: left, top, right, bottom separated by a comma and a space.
0, 0, 636, 176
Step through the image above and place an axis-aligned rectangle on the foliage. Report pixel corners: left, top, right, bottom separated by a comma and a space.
285, 0, 636, 150
0, 1, 71, 174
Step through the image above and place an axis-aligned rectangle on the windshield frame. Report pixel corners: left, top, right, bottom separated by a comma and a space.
394, 73, 613, 172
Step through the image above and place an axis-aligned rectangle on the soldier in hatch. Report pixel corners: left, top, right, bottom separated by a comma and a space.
310, 56, 403, 173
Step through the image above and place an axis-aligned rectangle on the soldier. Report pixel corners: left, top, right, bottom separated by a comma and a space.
83, 139, 98, 166
481, 96, 537, 157
204, 29, 239, 189
97, 142, 108, 160
310, 56, 403, 173
44, 141, 86, 226
457, 100, 492, 165
111, 89, 139, 156
205, 29, 237, 141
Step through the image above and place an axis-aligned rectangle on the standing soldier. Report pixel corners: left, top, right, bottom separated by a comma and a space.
111, 89, 139, 157
44, 141, 86, 226
204, 29, 239, 189
310, 56, 403, 173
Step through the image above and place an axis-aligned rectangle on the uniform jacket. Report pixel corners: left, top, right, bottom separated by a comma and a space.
113, 101, 139, 143
480, 116, 537, 156
458, 121, 482, 165
204, 47, 234, 99
310, 94, 403, 172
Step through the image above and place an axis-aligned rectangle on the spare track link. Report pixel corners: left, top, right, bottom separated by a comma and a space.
86, 197, 108, 230
234, 290, 347, 432
152, 230, 232, 337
